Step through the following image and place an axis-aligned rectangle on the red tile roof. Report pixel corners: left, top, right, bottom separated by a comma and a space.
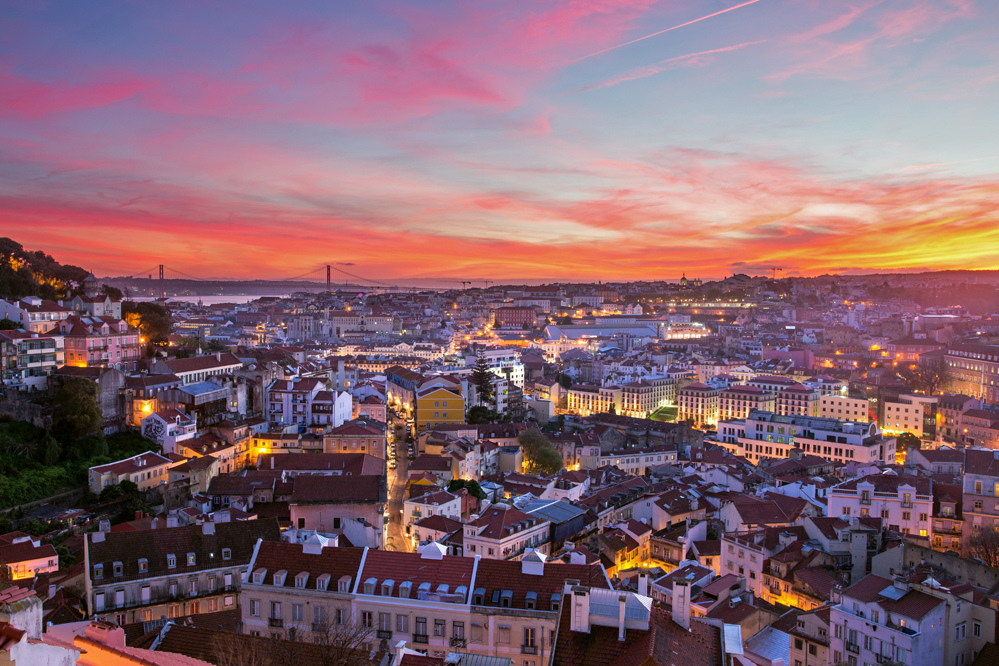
290, 475, 383, 504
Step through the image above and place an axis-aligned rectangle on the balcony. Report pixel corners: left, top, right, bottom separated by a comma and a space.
376, 629, 392, 639
311, 622, 326, 633
845, 642, 860, 654
521, 645, 538, 655
413, 634, 429, 644
268, 618, 284, 628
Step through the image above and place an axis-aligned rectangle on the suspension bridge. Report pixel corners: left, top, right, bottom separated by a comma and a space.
99, 263, 494, 298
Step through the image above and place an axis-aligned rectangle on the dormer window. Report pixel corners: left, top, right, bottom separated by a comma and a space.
295, 572, 309, 589
550, 593, 561, 611
222, 548, 231, 560
500, 590, 513, 608
187, 552, 196, 566
252, 568, 267, 584
167, 554, 177, 569
113, 561, 123, 577
525, 591, 537, 610
317, 574, 330, 591
138, 558, 148, 574
382, 580, 395, 597
473, 587, 485, 605
93, 564, 104, 580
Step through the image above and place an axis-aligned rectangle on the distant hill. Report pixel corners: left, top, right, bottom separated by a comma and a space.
0, 237, 89, 300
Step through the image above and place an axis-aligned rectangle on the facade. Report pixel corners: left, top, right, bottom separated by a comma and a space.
491, 307, 537, 330
819, 395, 870, 422
58, 315, 142, 370
415, 387, 465, 432
775, 385, 820, 417
620, 376, 676, 419
84, 519, 281, 625
152, 352, 244, 385
828, 575, 945, 666
716, 410, 896, 466
0, 329, 64, 390
241, 541, 609, 664
677, 382, 720, 428
961, 449, 999, 538
88, 451, 177, 494
0, 297, 73, 333
0, 533, 59, 580
828, 474, 933, 538
141, 409, 198, 454
266, 378, 350, 428
463, 507, 551, 561
943, 344, 999, 404
566, 384, 622, 417
324, 419, 387, 458
718, 385, 775, 422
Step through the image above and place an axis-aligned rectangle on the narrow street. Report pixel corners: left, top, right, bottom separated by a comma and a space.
385, 425, 413, 552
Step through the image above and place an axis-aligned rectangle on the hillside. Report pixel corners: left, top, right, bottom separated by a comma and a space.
0, 237, 90, 300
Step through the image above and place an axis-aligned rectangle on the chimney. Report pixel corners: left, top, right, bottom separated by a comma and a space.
673, 580, 692, 631
638, 573, 648, 598
91, 531, 105, 543
618, 594, 627, 642
166, 515, 179, 528
216, 352, 221, 361
569, 586, 591, 633
202, 522, 216, 535
85, 622, 126, 649
47, 584, 56, 600
270, 456, 275, 470
135, 510, 143, 521
99, 519, 111, 533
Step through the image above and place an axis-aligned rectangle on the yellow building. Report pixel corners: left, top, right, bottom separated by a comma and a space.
415, 386, 465, 432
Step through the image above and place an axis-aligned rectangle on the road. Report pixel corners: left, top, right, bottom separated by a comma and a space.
384, 426, 413, 553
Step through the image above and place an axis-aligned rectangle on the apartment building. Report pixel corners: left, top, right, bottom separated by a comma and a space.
416, 386, 465, 432
324, 419, 386, 458
88, 451, 177, 494
961, 449, 999, 537
152, 352, 244, 385
620, 376, 676, 419
819, 395, 870, 422
943, 343, 999, 404
84, 519, 281, 625
775, 384, 820, 417
266, 378, 351, 428
140, 408, 198, 453
0, 329, 65, 390
581, 444, 678, 475
828, 575, 945, 666
463, 507, 551, 561
0, 296, 73, 333
715, 410, 896, 465
677, 382, 721, 428
883, 394, 938, 439
59, 315, 142, 370
828, 474, 933, 538
0, 532, 59, 580
718, 385, 775, 422
241, 540, 609, 665
566, 384, 622, 417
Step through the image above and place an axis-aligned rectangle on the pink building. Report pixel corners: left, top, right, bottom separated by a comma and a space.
59, 315, 141, 370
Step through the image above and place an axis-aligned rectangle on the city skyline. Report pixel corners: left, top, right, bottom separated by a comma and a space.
3, 0, 998, 280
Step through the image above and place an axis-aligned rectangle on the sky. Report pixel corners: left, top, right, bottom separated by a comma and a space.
2, 0, 998, 283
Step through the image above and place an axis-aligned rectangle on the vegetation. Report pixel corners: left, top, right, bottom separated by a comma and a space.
896, 432, 922, 451
52, 377, 105, 445
0, 421, 157, 510
518, 429, 564, 475
0, 318, 18, 330
470, 352, 494, 407
466, 405, 507, 424
122, 300, 173, 343
0, 237, 89, 300
447, 478, 487, 501
895, 357, 950, 395
963, 526, 999, 567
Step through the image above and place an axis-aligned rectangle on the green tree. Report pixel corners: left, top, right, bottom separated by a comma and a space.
122, 301, 173, 343
518, 429, 564, 475
55, 544, 77, 568
467, 405, 500, 424
896, 432, 922, 451
608, 403, 617, 415
37, 435, 61, 466
52, 377, 104, 445
0, 515, 13, 533
470, 352, 494, 407
555, 373, 573, 390
896, 357, 950, 395
0, 318, 19, 331
101, 284, 123, 300
447, 479, 487, 501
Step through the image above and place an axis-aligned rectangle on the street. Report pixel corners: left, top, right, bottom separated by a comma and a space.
384, 426, 413, 553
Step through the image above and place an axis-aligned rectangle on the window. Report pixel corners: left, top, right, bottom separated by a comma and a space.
293, 604, 304, 622
250, 599, 260, 617
362, 611, 373, 628
524, 627, 536, 647
453, 621, 464, 639
222, 548, 232, 560
187, 552, 196, 566
138, 558, 148, 574
271, 601, 282, 620
189, 579, 197, 596
974, 621, 982, 638
434, 619, 446, 637
93, 564, 104, 580
167, 554, 177, 569
336, 609, 345, 625
415, 617, 427, 637
397, 615, 409, 633
379, 612, 391, 631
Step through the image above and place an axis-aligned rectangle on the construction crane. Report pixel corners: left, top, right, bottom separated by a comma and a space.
461, 281, 470, 290
770, 267, 785, 279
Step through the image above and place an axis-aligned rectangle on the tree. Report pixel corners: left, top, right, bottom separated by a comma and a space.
896, 432, 921, 451
309, 609, 376, 666
896, 357, 950, 395
964, 526, 999, 567
608, 403, 617, 415
37, 435, 61, 466
122, 301, 173, 343
0, 318, 18, 330
467, 405, 500, 424
518, 429, 563, 475
470, 352, 494, 407
555, 373, 572, 390
52, 377, 104, 445
447, 478, 487, 501
101, 284, 124, 300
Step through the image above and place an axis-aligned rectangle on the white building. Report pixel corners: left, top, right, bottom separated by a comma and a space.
828, 473, 933, 538
819, 395, 870, 422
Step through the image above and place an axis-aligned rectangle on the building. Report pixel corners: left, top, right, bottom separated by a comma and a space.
152, 352, 244, 386
566, 384, 622, 417
288, 474, 387, 548
0, 532, 59, 580
718, 385, 775, 422
84, 518, 281, 624
828, 575, 945, 666
140, 408, 198, 454
775, 384, 820, 418
87, 451, 177, 495
491, 307, 538, 330
416, 387, 465, 433
58, 315, 142, 370
462, 507, 551, 560
828, 474, 932, 538
323, 418, 387, 458
403, 490, 462, 532
240, 540, 610, 663
943, 344, 999, 404
677, 382, 720, 428
266, 378, 351, 428
818, 395, 870, 422
0, 296, 73, 333
883, 394, 938, 439
961, 448, 999, 540
716, 410, 896, 466
0, 329, 65, 390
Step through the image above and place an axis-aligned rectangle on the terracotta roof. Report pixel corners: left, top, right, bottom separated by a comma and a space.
469, 507, 545, 540
88, 519, 280, 583
90, 451, 174, 476
413, 515, 465, 533
257, 452, 383, 476
291, 475, 383, 504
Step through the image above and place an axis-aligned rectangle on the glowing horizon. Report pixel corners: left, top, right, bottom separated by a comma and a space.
2, 0, 998, 281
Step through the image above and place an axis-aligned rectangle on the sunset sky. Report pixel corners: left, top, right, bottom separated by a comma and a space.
2, 0, 998, 283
